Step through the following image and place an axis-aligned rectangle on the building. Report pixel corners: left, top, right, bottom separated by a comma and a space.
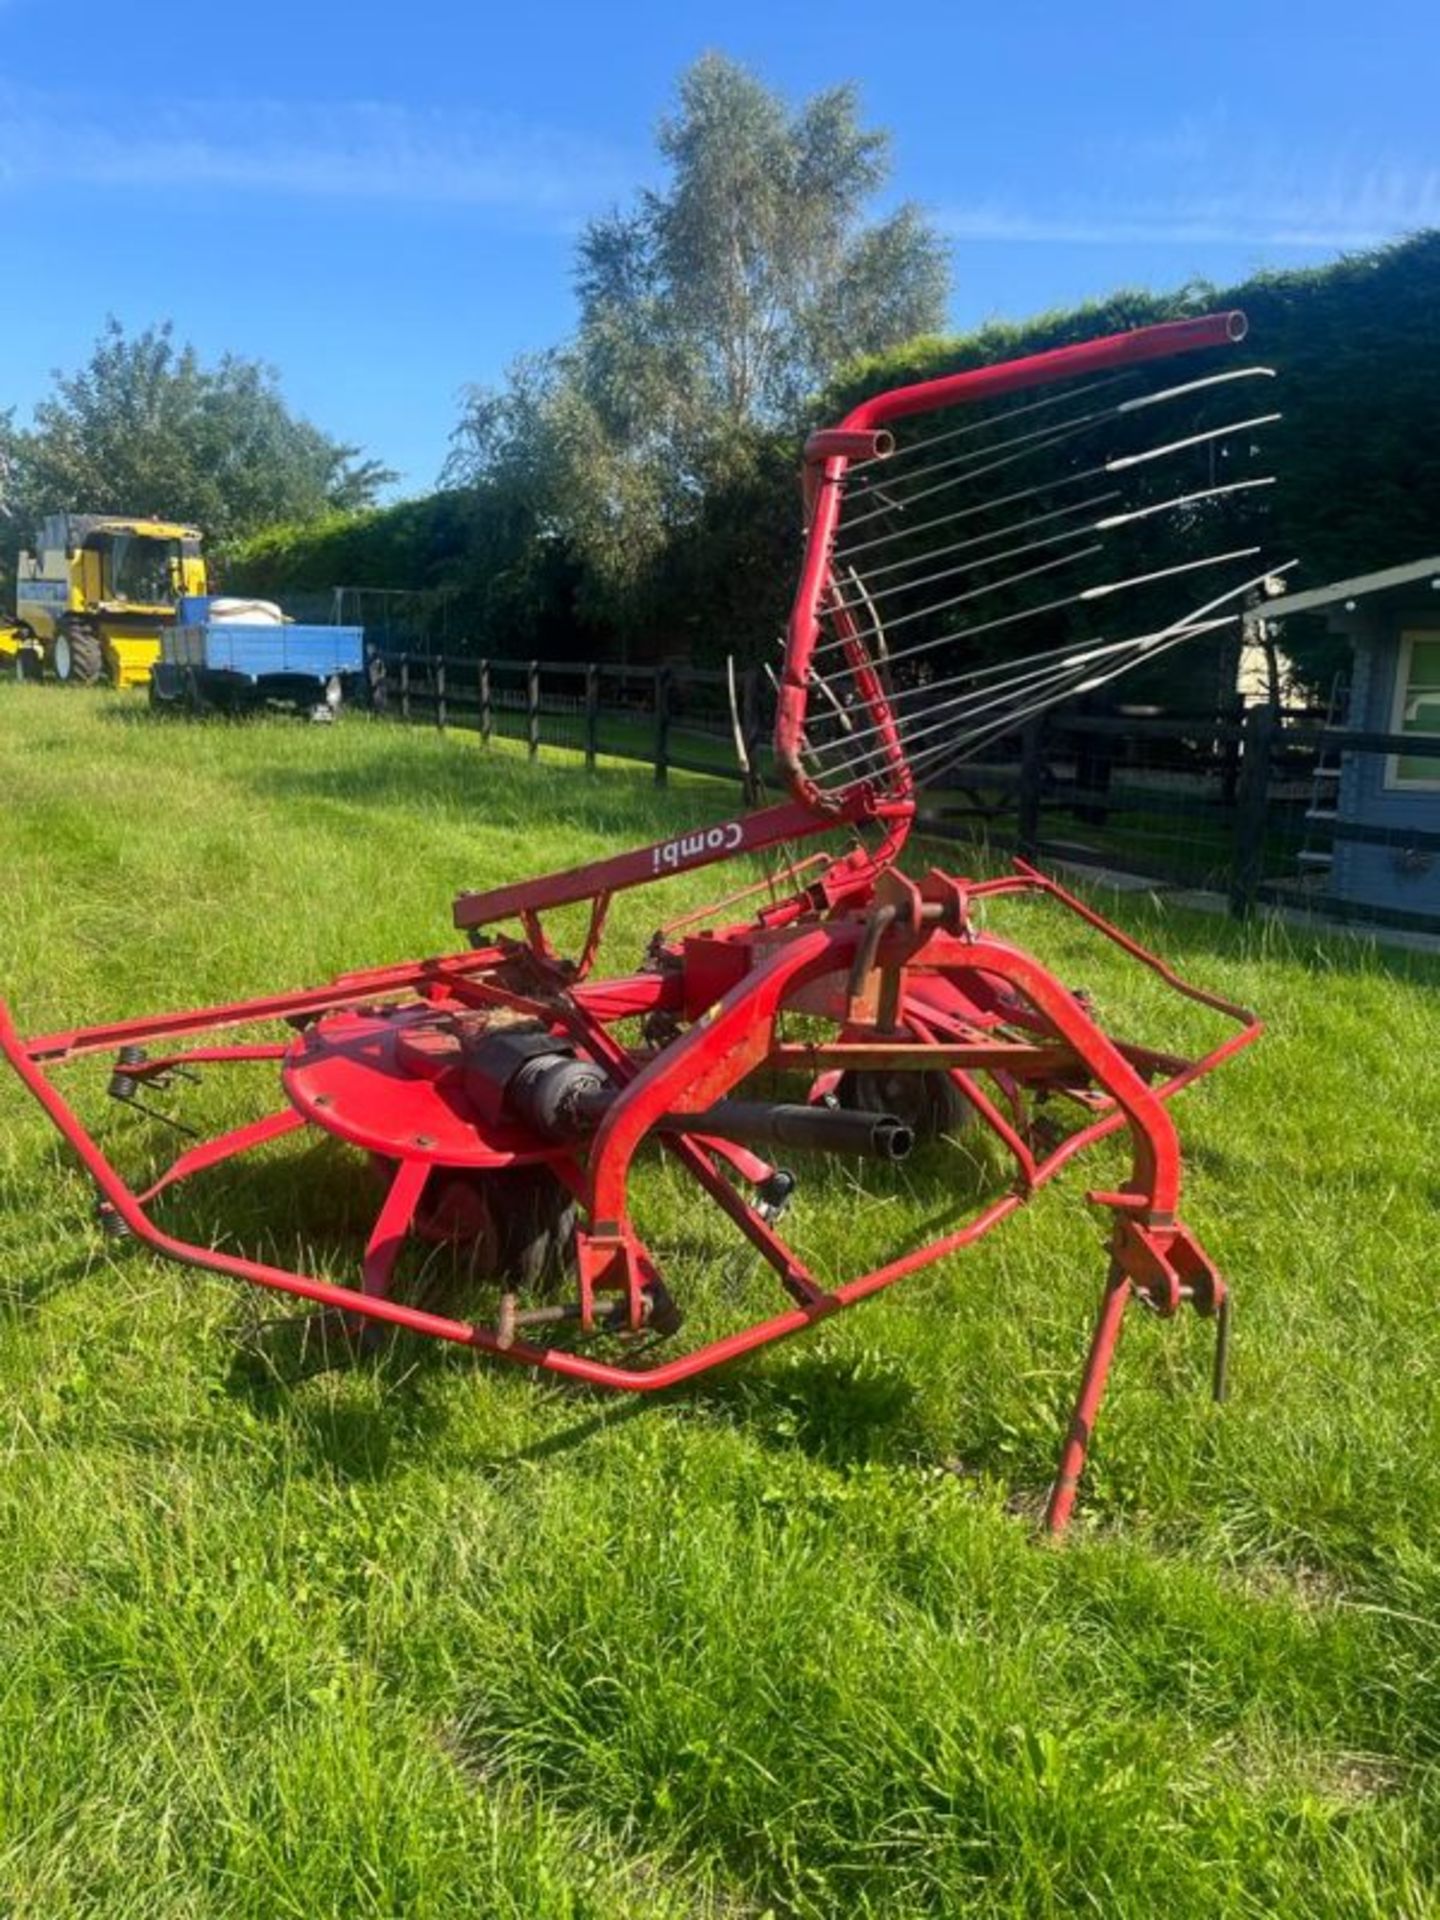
1264, 557, 1440, 926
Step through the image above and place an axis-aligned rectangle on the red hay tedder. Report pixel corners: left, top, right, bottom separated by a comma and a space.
2, 313, 1282, 1530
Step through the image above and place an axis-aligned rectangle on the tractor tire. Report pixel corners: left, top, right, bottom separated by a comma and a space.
53, 622, 105, 686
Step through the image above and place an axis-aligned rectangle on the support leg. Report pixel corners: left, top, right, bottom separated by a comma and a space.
1044, 1258, 1130, 1535
362, 1157, 430, 1300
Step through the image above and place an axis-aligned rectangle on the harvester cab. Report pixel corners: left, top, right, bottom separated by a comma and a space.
12, 512, 207, 687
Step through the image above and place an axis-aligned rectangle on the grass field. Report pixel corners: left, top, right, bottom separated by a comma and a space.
2, 686, 1439, 1918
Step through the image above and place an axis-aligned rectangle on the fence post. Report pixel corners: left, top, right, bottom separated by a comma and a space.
399, 655, 410, 723
654, 666, 671, 786
1229, 702, 1276, 919
479, 659, 491, 746
741, 665, 763, 806
527, 660, 541, 761
435, 656, 447, 732
1017, 714, 1045, 860
585, 663, 599, 772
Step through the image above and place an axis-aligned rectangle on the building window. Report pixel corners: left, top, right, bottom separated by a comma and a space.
1387, 629, 1440, 790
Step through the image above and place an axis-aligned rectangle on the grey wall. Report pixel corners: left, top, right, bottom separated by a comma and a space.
1332, 605, 1440, 917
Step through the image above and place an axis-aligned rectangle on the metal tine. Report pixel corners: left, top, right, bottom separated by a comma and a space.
799, 621, 1169, 775
813, 543, 1105, 662
845, 372, 1132, 473
1118, 363, 1276, 414
830, 473, 1275, 615
834, 407, 1280, 561
813, 629, 1197, 781
1108, 411, 1280, 473
842, 367, 1279, 522
892, 623, 1229, 767
829, 487, 1113, 591
829, 516, 1103, 624
841, 414, 1097, 530
835, 461, 1111, 565
832, 532, 1104, 641
813, 543, 1262, 673
899, 561, 1296, 791
844, 405, 1279, 534
885, 626, 1226, 791
801, 624, 1211, 786
810, 549, 1286, 790
901, 617, 1237, 792
846, 362, 1273, 477
802, 618, 1224, 766
842, 568, 888, 662
811, 669, 858, 733
847, 397, 1109, 499
831, 490, 1119, 598
1094, 472, 1274, 527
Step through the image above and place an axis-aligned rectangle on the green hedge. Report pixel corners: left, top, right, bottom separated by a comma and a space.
225, 233, 1440, 670
820, 232, 1440, 586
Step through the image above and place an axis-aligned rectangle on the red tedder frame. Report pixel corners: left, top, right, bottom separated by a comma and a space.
1, 312, 1261, 1532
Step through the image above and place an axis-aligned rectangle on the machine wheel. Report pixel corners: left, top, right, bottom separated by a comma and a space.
53, 622, 106, 686
492, 1165, 578, 1291
839, 1067, 974, 1144
11, 628, 42, 681
409, 1162, 577, 1293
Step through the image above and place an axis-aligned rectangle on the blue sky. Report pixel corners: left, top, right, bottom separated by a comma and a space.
2, 0, 1435, 496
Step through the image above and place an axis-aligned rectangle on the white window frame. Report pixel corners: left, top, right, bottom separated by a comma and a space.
1385, 628, 1440, 791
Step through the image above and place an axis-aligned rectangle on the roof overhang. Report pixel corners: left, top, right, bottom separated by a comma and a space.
1261, 556, 1440, 623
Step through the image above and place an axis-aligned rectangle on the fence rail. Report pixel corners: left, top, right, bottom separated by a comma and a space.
366, 648, 1440, 935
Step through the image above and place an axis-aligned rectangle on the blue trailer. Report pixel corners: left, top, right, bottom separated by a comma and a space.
150, 598, 366, 720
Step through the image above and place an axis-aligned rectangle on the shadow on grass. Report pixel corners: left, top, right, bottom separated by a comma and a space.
688, 1346, 923, 1470
242, 734, 688, 828
11, 1033, 1081, 1495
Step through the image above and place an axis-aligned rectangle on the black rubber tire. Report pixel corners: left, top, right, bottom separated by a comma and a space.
492, 1166, 578, 1293
54, 621, 105, 686
12, 630, 42, 681
839, 1067, 974, 1143
409, 1163, 576, 1295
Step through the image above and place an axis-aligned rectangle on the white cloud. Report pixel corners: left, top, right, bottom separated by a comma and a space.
0, 89, 637, 223
938, 129, 1440, 252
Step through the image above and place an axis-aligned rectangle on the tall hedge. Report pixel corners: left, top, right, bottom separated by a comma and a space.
226, 233, 1440, 669
819, 231, 1440, 590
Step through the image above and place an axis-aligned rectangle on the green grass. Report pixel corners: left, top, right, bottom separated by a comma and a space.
2, 686, 1439, 1919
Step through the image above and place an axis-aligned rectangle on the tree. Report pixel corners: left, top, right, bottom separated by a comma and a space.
5, 320, 394, 545
444, 54, 950, 647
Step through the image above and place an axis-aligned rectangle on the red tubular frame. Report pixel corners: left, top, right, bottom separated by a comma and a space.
1, 313, 1263, 1533
0, 858, 1260, 1530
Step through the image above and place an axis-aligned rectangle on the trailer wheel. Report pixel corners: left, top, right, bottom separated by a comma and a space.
53, 622, 105, 686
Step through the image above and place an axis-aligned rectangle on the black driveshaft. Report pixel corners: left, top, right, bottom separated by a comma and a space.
484, 1041, 915, 1162
655, 1098, 913, 1162
570, 1085, 912, 1161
